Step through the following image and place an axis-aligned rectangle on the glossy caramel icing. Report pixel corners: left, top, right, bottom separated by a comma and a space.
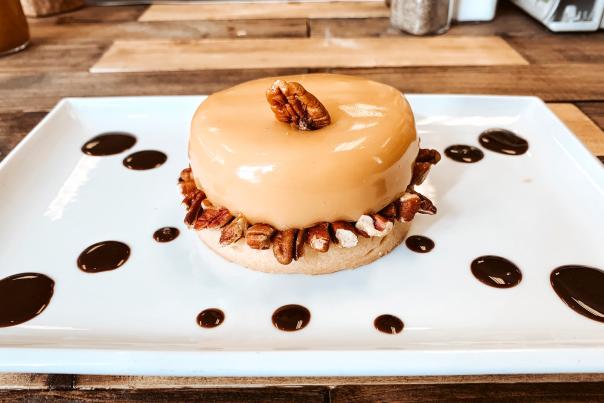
189, 74, 418, 230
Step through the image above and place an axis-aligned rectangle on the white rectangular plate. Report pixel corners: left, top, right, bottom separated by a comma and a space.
1, 95, 603, 376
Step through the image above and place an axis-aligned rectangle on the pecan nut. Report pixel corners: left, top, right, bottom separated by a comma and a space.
306, 222, 330, 253
195, 208, 233, 230
273, 229, 297, 265
332, 221, 358, 248
412, 162, 432, 186
416, 148, 441, 164
178, 167, 192, 184
397, 193, 421, 222
182, 189, 205, 209
379, 202, 398, 221
294, 229, 306, 261
219, 215, 247, 246
184, 191, 205, 227
415, 191, 437, 215
355, 214, 393, 237
246, 224, 275, 250
266, 80, 331, 131
372, 214, 392, 232
178, 167, 198, 196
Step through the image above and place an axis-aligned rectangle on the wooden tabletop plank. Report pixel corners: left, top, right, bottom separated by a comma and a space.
2, 64, 604, 114
73, 374, 604, 389
504, 33, 604, 64
27, 5, 148, 24
0, 373, 55, 390
140, 1, 388, 22
330, 382, 604, 402
549, 103, 604, 156
577, 102, 604, 131
30, 19, 308, 43
0, 386, 331, 402
90, 36, 527, 73
327, 65, 604, 102
0, 42, 107, 73
0, 111, 48, 160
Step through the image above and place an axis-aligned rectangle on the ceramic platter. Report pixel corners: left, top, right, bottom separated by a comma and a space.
0, 95, 603, 376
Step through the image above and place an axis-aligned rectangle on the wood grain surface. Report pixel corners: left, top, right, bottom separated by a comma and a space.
549, 103, 604, 155
91, 36, 527, 72
0, 1, 603, 399
140, 1, 389, 21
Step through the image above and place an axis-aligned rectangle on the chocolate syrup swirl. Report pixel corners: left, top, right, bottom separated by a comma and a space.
153, 227, 179, 243
444, 145, 484, 163
197, 308, 225, 328
551, 265, 604, 323
471, 255, 522, 288
81, 132, 136, 156
123, 150, 167, 170
0, 273, 54, 328
272, 304, 310, 332
374, 314, 404, 334
77, 241, 131, 273
479, 128, 529, 156
405, 235, 434, 253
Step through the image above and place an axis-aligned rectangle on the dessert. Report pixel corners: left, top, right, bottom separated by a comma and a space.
179, 73, 440, 274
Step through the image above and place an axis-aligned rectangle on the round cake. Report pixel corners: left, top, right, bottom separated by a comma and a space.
179, 73, 440, 274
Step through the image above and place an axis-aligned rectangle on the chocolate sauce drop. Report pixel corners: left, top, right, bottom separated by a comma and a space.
196, 308, 225, 328
374, 314, 404, 334
471, 255, 522, 288
444, 145, 484, 163
0, 273, 54, 328
551, 265, 604, 323
81, 132, 136, 156
272, 304, 310, 332
77, 241, 130, 273
479, 128, 529, 155
153, 227, 179, 243
123, 150, 167, 170
405, 235, 434, 253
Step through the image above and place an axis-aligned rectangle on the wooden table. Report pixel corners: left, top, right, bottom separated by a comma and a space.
1, 2, 603, 401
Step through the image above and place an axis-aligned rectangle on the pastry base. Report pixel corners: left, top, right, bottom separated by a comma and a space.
197, 220, 410, 275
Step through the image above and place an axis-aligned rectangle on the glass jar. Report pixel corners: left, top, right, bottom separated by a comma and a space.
0, 0, 30, 56
390, 0, 454, 35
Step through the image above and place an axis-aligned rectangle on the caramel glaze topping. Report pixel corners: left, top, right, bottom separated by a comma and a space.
189, 74, 420, 230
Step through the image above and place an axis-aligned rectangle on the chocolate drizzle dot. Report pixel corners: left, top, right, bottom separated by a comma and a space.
374, 314, 404, 334
77, 241, 131, 273
123, 150, 167, 170
479, 128, 529, 156
0, 273, 54, 328
405, 235, 434, 253
197, 308, 225, 328
272, 304, 310, 332
551, 265, 604, 323
153, 227, 179, 243
444, 145, 484, 163
81, 132, 136, 156
471, 255, 522, 288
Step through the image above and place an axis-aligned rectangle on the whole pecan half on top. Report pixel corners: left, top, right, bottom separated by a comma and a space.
266, 80, 331, 131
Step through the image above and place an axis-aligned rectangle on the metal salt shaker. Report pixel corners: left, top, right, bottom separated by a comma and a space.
390, 0, 454, 35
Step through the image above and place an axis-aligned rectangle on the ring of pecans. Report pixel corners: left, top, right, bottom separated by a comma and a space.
178, 148, 440, 265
